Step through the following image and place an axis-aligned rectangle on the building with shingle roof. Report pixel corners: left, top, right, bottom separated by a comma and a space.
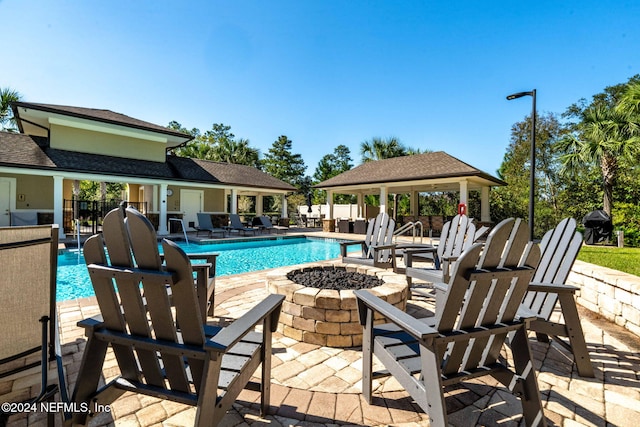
0, 102, 295, 236
314, 152, 505, 223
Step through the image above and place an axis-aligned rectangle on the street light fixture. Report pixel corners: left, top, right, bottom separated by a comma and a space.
506, 89, 536, 241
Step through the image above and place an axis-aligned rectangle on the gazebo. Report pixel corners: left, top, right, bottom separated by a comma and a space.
314, 151, 505, 225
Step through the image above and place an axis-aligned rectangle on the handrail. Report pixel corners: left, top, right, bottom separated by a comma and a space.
394, 221, 423, 243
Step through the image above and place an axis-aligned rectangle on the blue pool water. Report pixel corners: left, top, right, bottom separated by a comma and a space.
56, 237, 343, 301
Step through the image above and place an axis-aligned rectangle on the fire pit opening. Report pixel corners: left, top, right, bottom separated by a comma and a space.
286, 267, 384, 290
266, 263, 409, 347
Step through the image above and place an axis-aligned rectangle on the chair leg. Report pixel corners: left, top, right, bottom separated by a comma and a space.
510, 327, 546, 427
261, 324, 273, 416
361, 309, 374, 403
557, 293, 594, 377
69, 335, 109, 426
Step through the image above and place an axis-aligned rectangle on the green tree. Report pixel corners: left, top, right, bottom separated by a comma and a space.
492, 112, 567, 237
262, 135, 307, 190
313, 145, 354, 204
0, 87, 21, 132
558, 96, 640, 217
360, 137, 407, 162
211, 137, 260, 168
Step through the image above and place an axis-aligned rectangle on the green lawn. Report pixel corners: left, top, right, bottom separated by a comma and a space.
577, 245, 640, 277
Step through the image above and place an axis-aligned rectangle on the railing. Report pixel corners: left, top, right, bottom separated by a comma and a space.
394, 221, 423, 244
63, 199, 147, 234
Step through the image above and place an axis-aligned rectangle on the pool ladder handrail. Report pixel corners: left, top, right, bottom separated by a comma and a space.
393, 221, 423, 244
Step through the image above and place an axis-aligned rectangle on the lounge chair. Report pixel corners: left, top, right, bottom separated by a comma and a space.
340, 212, 396, 269
257, 216, 288, 234
355, 217, 545, 427
519, 217, 594, 377
69, 205, 284, 426
229, 213, 258, 235
403, 214, 479, 290
0, 225, 69, 426
195, 212, 226, 238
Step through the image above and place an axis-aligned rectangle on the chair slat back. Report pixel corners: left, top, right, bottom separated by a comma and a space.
0, 225, 58, 361
435, 218, 540, 376
522, 218, 582, 319
364, 213, 395, 261
438, 214, 477, 261
197, 213, 215, 230
84, 206, 205, 393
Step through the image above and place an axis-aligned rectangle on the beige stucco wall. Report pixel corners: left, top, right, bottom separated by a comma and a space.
0, 173, 54, 209
50, 124, 166, 162
165, 186, 226, 213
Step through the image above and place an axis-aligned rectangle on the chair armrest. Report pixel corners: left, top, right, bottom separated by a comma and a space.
206, 294, 284, 352
355, 290, 438, 341
528, 282, 579, 293
77, 315, 104, 331
340, 240, 366, 257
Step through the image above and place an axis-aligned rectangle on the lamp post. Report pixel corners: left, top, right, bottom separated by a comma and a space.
506, 89, 536, 241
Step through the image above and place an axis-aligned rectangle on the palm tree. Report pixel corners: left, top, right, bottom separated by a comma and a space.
360, 137, 406, 162
0, 87, 21, 132
211, 138, 260, 168
559, 101, 640, 216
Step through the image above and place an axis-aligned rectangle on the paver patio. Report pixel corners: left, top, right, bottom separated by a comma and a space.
4, 231, 640, 426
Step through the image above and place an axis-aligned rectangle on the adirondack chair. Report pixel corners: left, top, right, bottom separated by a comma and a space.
355, 218, 546, 427
0, 225, 69, 426
520, 217, 594, 377
340, 212, 396, 269
68, 206, 284, 426
257, 216, 288, 234
403, 214, 478, 288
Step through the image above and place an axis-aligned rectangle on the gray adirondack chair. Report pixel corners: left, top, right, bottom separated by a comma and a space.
520, 217, 594, 377
68, 206, 284, 426
355, 217, 545, 427
340, 212, 396, 269
0, 225, 69, 426
403, 214, 478, 288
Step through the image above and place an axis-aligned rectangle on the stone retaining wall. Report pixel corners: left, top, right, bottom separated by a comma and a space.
568, 260, 640, 338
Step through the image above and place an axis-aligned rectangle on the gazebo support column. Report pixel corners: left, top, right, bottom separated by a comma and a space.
459, 179, 468, 207
158, 183, 168, 235
481, 186, 491, 222
230, 188, 238, 214
379, 186, 387, 215
53, 175, 65, 238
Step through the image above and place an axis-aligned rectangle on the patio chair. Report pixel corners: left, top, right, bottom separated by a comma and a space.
340, 212, 396, 269
229, 213, 258, 236
69, 205, 284, 426
195, 212, 226, 238
355, 218, 545, 427
403, 214, 478, 290
0, 225, 69, 426
520, 217, 594, 377
257, 215, 288, 234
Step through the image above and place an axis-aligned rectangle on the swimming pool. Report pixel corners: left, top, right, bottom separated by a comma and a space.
56, 236, 343, 301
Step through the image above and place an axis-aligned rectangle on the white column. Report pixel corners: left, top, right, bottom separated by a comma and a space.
326, 190, 334, 219
256, 194, 264, 215
158, 183, 169, 235
53, 175, 65, 238
281, 194, 288, 218
357, 193, 364, 218
230, 189, 238, 214
481, 186, 491, 222
379, 186, 387, 215
459, 179, 468, 205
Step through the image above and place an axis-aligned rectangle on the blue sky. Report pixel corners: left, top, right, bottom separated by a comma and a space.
2, 1, 639, 177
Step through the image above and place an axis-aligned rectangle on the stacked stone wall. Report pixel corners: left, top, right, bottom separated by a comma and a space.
569, 260, 640, 338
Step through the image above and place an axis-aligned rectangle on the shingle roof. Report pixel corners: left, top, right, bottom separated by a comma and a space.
314, 151, 504, 188
11, 102, 190, 139
0, 132, 296, 192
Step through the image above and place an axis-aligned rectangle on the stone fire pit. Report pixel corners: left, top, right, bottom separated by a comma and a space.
266, 262, 409, 347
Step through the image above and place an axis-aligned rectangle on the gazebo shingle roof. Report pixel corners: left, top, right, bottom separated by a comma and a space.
315, 151, 504, 188
0, 132, 296, 191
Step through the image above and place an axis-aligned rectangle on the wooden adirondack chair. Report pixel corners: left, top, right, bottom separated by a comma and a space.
520, 217, 594, 377
403, 214, 478, 288
340, 212, 396, 269
355, 218, 546, 427
68, 206, 284, 426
